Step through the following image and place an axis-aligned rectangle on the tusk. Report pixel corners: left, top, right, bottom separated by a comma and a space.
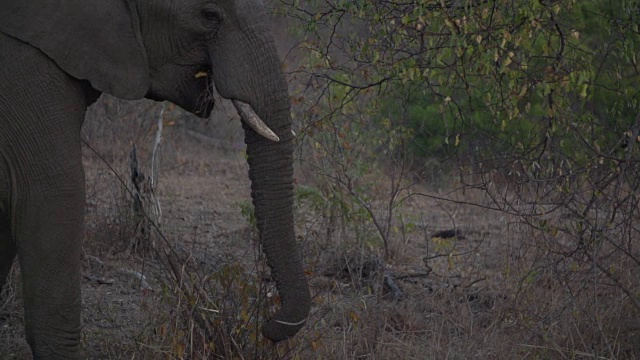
194, 71, 208, 79
232, 100, 280, 142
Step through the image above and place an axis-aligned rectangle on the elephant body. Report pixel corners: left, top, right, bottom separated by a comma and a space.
0, 0, 310, 358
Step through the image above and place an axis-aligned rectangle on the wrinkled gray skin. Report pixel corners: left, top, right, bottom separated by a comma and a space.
0, 0, 310, 357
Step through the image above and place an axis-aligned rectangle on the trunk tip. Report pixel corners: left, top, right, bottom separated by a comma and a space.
262, 316, 308, 343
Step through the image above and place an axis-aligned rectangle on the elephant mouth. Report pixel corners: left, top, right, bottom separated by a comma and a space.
192, 69, 215, 117
194, 70, 280, 142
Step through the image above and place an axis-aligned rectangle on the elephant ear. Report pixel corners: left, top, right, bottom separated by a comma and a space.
0, 0, 149, 100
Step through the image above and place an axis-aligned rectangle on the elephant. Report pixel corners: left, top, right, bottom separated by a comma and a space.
0, 0, 310, 357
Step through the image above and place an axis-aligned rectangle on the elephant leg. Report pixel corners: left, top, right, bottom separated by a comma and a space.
15, 166, 85, 359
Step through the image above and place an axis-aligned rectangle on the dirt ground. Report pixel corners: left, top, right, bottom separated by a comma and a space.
0, 94, 514, 359
1, 94, 637, 359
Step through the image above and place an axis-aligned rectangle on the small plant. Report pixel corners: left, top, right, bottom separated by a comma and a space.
238, 199, 257, 227
146, 251, 313, 359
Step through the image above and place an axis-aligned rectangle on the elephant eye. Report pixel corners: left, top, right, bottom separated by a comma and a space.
201, 8, 223, 23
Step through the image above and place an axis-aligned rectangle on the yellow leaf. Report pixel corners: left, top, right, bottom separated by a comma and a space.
240, 309, 249, 322
349, 311, 360, 322
580, 83, 588, 98
519, 85, 528, 97
311, 340, 322, 351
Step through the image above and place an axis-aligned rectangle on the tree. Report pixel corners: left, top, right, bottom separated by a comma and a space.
279, 0, 640, 355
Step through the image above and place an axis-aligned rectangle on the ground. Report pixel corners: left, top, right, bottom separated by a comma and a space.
1, 96, 636, 359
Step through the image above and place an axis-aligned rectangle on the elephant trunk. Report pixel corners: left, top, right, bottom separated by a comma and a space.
242, 86, 310, 342
207, 9, 310, 340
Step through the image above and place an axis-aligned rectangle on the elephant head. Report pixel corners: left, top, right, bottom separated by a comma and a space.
0, 0, 309, 346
